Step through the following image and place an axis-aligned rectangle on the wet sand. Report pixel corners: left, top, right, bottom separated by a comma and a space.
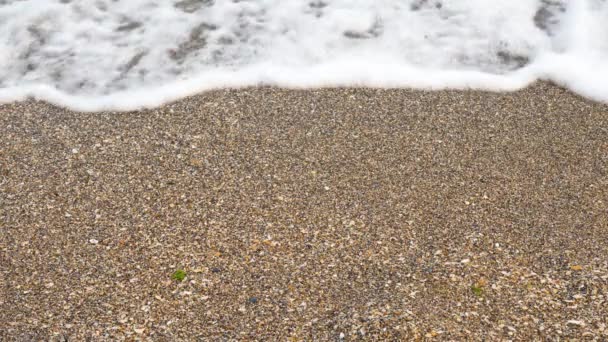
1, 82, 607, 340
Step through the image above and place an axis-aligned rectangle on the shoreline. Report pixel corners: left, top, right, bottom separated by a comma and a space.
1, 82, 607, 339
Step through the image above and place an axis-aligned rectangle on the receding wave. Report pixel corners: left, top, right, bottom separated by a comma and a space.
0, 0, 607, 111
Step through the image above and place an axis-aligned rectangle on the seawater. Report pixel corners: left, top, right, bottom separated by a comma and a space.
0, 0, 607, 111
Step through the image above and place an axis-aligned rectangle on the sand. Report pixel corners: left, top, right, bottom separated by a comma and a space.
1, 82, 607, 340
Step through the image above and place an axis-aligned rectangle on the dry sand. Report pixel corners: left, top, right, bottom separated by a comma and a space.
1, 82, 607, 340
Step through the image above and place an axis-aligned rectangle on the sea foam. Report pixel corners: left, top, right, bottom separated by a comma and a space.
0, 0, 606, 111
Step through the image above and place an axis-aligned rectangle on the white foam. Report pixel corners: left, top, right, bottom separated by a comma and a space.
0, 0, 606, 111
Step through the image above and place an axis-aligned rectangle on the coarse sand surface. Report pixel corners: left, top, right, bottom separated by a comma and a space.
1, 82, 607, 340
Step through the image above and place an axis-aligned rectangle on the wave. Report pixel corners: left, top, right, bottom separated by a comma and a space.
0, 0, 607, 111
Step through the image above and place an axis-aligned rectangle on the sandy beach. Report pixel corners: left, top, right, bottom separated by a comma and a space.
1, 82, 607, 340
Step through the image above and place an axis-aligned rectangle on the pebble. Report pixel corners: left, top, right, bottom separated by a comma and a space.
567, 320, 585, 327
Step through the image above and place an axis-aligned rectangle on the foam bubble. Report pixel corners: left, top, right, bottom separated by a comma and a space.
0, 0, 606, 111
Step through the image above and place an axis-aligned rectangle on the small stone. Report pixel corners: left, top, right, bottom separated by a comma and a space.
570, 265, 583, 271
133, 327, 145, 334
71, 148, 79, 154
567, 320, 585, 327
89, 239, 99, 244
461, 258, 470, 264
476, 278, 488, 287
425, 330, 439, 338
248, 297, 258, 304
339, 332, 345, 339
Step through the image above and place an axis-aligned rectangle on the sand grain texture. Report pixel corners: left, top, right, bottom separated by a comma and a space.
1, 83, 608, 340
